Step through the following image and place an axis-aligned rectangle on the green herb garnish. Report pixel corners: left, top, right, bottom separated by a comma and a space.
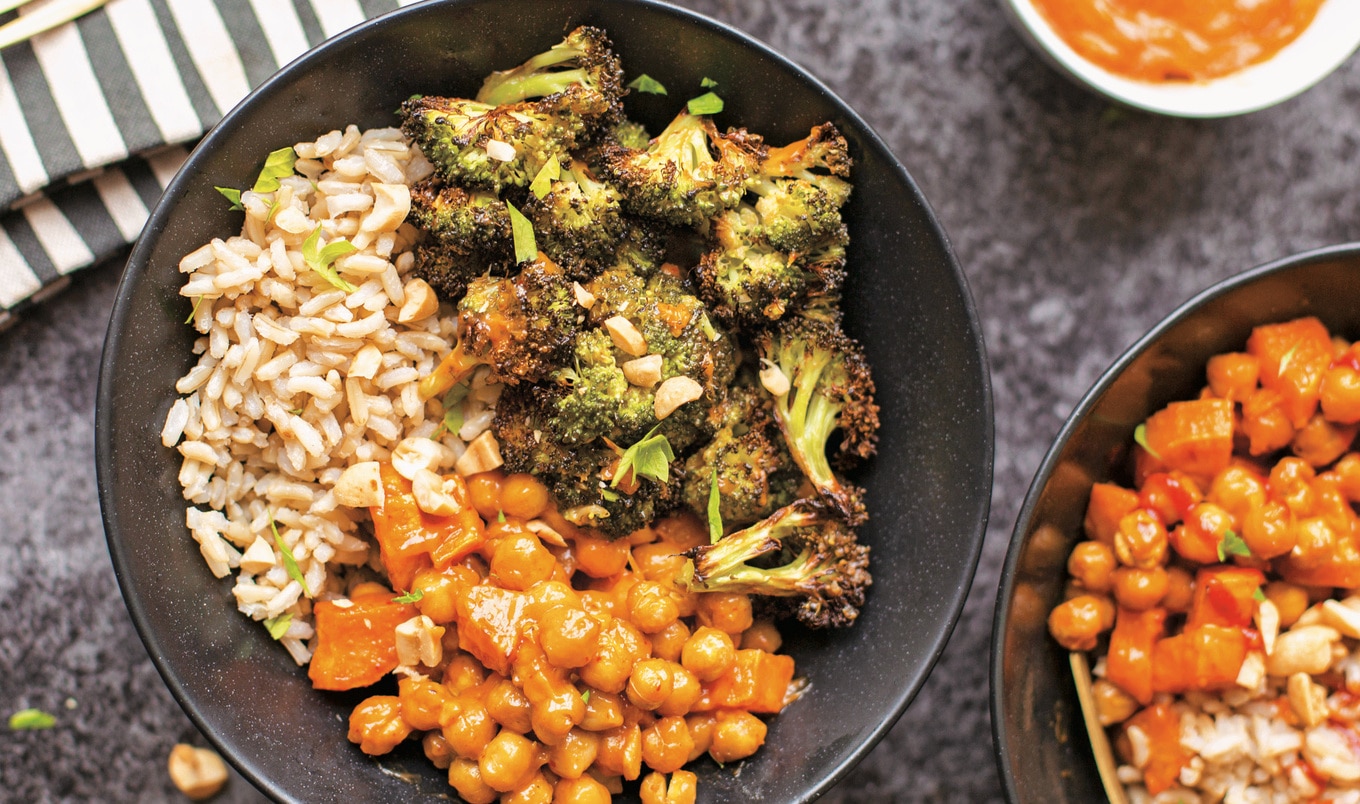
269, 512, 311, 597
627, 74, 667, 95
497, 510, 506, 524
393, 589, 424, 604
215, 186, 243, 210
1218, 530, 1251, 562
687, 92, 724, 116
529, 159, 561, 200
581, 690, 592, 704
1253, 588, 1266, 603
1278, 344, 1301, 375
263, 613, 292, 640
506, 201, 537, 264
184, 296, 204, 324
612, 424, 675, 488
301, 226, 359, 292
707, 469, 723, 545
252, 147, 297, 193
700, 76, 718, 88
9, 709, 55, 730
1133, 423, 1160, 460
432, 383, 470, 439
600, 488, 620, 502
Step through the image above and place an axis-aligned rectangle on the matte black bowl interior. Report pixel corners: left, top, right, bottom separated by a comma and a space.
96, 1, 993, 801
991, 243, 1360, 802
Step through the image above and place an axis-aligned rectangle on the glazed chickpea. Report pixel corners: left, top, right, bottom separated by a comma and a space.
696, 592, 754, 635
1206, 352, 1260, 400
502, 772, 553, 804
1047, 595, 1109, 651
657, 666, 702, 718
539, 605, 602, 669
500, 473, 550, 520
1139, 472, 1202, 527
681, 627, 736, 683
627, 659, 675, 710
412, 565, 476, 625
1113, 509, 1168, 569
1270, 458, 1317, 515
641, 771, 698, 804
1208, 465, 1267, 526
399, 675, 450, 732
423, 732, 454, 770
444, 653, 488, 694
628, 581, 681, 633
479, 730, 539, 792
440, 695, 498, 759
1162, 566, 1195, 613
1291, 414, 1359, 467
1091, 679, 1139, 726
529, 685, 586, 746
1241, 499, 1296, 559
1066, 541, 1117, 593
486, 678, 534, 734
548, 728, 600, 779
1170, 502, 1233, 565
1323, 365, 1360, 424
448, 757, 498, 804
709, 710, 767, 764
492, 531, 557, 591
553, 775, 612, 804
579, 690, 625, 732
1266, 581, 1311, 627
741, 619, 783, 653
650, 620, 691, 663
641, 716, 694, 774
684, 714, 715, 762
579, 620, 648, 694
595, 722, 643, 780
1242, 390, 1296, 456
632, 541, 688, 583
468, 469, 507, 521
573, 535, 631, 578
640, 773, 669, 804
1111, 566, 1168, 611
347, 695, 411, 756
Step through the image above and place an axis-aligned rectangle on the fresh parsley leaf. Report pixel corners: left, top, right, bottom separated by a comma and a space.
529, 158, 561, 200
627, 74, 667, 95
497, 510, 506, 524
600, 488, 620, 502
1253, 587, 1266, 603
1218, 530, 1251, 562
393, 589, 424, 604
263, 613, 292, 640
687, 92, 724, 116
581, 690, 591, 704
1279, 344, 1300, 375
9, 709, 55, 730
215, 186, 244, 210
432, 383, 469, 439
506, 201, 537, 264
301, 226, 359, 292
700, 76, 718, 88
269, 512, 311, 597
1133, 423, 1161, 460
612, 425, 675, 488
252, 147, 297, 193
707, 468, 723, 544
289, 408, 304, 415
184, 296, 205, 324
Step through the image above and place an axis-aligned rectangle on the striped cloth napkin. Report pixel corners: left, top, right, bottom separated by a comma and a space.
0, 0, 421, 330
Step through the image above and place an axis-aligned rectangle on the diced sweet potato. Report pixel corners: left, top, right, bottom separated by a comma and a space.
1106, 606, 1166, 706
1142, 399, 1234, 479
1152, 625, 1248, 695
694, 649, 795, 714
309, 595, 416, 691
455, 585, 528, 676
1248, 317, 1333, 428
1122, 703, 1189, 796
1083, 483, 1140, 545
1186, 566, 1265, 631
371, 463, 482, 591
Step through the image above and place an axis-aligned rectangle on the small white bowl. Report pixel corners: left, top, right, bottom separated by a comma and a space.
999, 0, 1360, 117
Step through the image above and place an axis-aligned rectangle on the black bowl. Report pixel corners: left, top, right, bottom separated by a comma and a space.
991, 243, 1360, 802
96, 1, 993, 801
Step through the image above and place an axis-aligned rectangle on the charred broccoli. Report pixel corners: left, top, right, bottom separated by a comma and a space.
683, 383, 801, 527
524, 159, 628, 278
683, 499, 871, 628
408, 178, 514, 298
476, 26, 624, 121
757, 316, 878, 524
419, 255, 577, 398
747, 123, 853, 253
597, 110, 764, 227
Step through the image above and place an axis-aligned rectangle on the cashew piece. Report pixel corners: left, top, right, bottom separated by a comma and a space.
455, 430, 504, 477
760, 359, 790, 397
397, 278, 438, 323
573, 282, 596, 310
167, 744, 229, 801
394, 615, 445, 668
604, 316, 648, 356
1288, 672, 1330, 727
334, 461, 385, 508
359, 183, 411, 233
622, 354, 663, 388
654, 376, 704, 420
239, 536, 278, 575
1267, 625, 1341, 676
413, 469, 459, 516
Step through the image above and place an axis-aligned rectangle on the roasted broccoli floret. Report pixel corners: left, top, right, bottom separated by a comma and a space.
757, 316, 878, 524
408, 178, 514, 298
609, 119, 651, 150
476, 26, 624, 122
420, 255, 577, 398
747, 122, 852, 252
400, 95, 602, 194
683, 499, 871, 628
597, 111, 764, 227
525, 159, 627, 278
683, 383, 801, 527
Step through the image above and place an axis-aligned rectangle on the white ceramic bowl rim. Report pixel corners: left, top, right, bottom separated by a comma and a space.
1003, 0, 1360, 117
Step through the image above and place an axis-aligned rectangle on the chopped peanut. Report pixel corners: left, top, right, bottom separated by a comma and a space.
1267, 626, 1340, 676
573, 282, 596, 310
654, 376, 703, 420
1256, 599, 1280, 656
1236, 651, 1265, 690
334, 461, 385, 508
455, 430, 504, 477
349, 344, 383, 380
605, 316, 648, 356
623, 355, 664, 388
397, 278, 438, 323
1320, 599, 1360, 639
167, 744, 229, 801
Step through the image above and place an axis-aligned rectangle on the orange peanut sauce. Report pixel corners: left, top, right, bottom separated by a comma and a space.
1030, 0, 1327, 83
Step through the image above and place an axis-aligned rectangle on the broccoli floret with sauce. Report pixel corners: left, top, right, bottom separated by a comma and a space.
747, 123, 853, 252
683, 499, 871, 629
524, 159, 628, 279
597, 110, 764, 227
757, 316, 879, 524
475, 26, 625, 122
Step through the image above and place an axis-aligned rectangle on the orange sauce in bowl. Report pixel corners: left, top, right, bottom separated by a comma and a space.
1030, 0, 1328, 82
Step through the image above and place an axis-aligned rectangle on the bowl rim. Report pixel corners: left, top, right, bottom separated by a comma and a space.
96, 0, 994, 801
988, 241, 1360, 802
996, 0, 1360, 118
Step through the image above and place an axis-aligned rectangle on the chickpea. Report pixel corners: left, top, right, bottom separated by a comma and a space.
595, 722, 643, 781
1138, 472, 1202, 527
553, 775, 611, 804
653, 512, 710, 550
1271, 458, 1317, 516
347, 695, 411, 756
502, 772, 553, 804
1113, 509, 1168, 569
468, 469, 507, 521
627, 659, 675, 710
573, 535, 631, 578
1335, 453, 1360, 503
486, 678, 535, 734
1206, 352, 1260, 400
501, 473, 551, 520
1292, 414, 1359, 467
1091, 679, 1139, 726
650, 620, 691, 663
1162, 566, 1195, 613
1323, 365, 1360, 424
1241, 499, 1296, 559
1111, 566, 1168, 611
399, 676, 450, 732
423, 732, 454, 770
1208, 465, 1267, 526
539, 605, 603, 669
628, 581, 681, 634
412, 565, 476, 625
641, 771, 697, 804
479, 730, 540, 792
529, 685, 586, 746
579, 690, 625, 732
1066, 541, 1117, 593
548, 728, 600, 780
1047, 595, 1109, 651
444, 653, 488, 694
449, 757, 498, 804
492, 531, 557, 591
632, 541, 688, 583
681, 627, 736, 683
1265, 581, 1311, 627
579, 620, 649, 694
657, 666, 702, 718
640, 773, 669, 804
695, 592, 754, 635
709, 710, 767, 764
1242, 389, 1296, 456
440, 695, 498, 759
641, 716, 695, 774
684, 714, 715, 762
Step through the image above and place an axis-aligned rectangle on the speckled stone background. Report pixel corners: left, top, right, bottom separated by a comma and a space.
3, 0, 1359, 801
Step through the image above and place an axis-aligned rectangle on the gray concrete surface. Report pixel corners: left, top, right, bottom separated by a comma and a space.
3, 0, 1359, 800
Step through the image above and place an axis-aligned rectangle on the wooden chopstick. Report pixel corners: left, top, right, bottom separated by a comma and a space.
1070, 651, 1132, 804
0, 0, 110, 51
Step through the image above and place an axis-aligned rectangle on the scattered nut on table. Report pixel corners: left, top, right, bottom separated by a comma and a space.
168, 743, 228, 801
